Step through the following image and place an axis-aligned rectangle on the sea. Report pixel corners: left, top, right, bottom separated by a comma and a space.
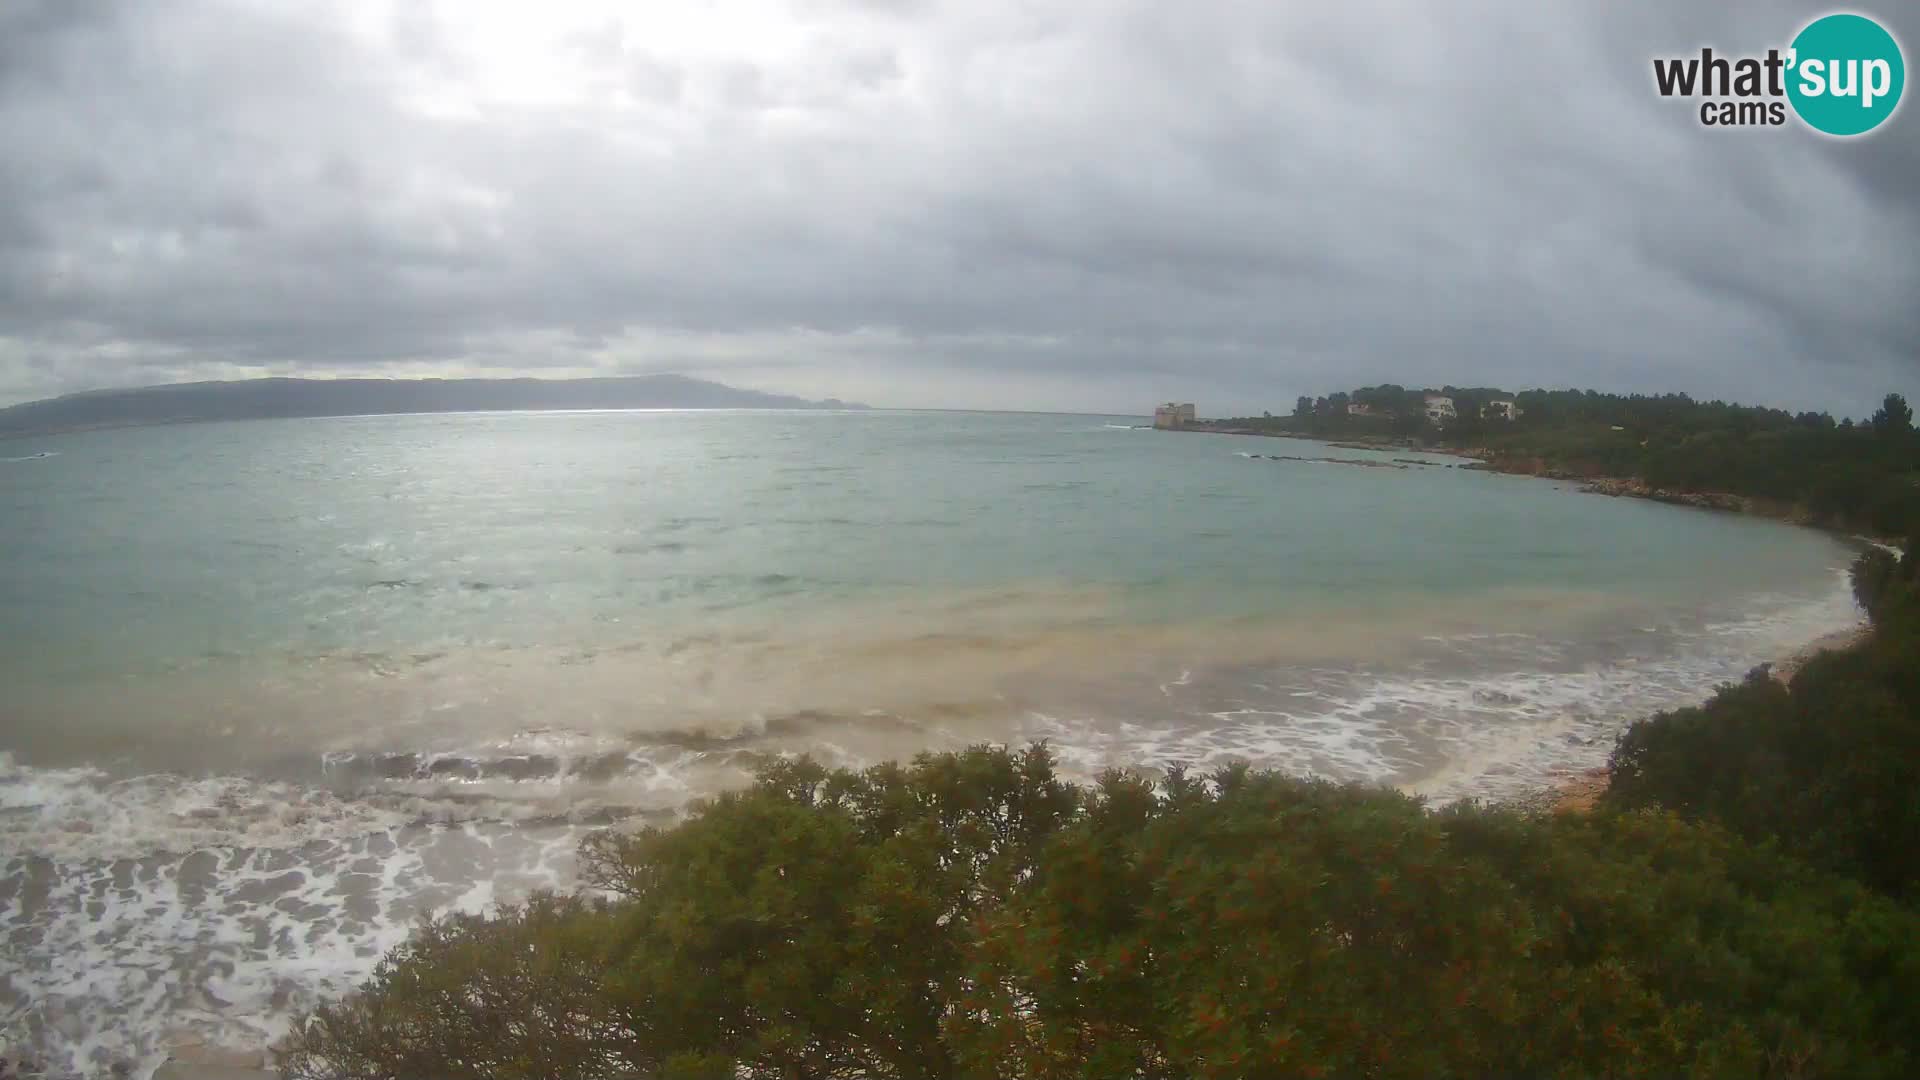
0, 409, 1863, 1075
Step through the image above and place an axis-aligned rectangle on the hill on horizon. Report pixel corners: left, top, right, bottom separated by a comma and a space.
0, 374, 870, 440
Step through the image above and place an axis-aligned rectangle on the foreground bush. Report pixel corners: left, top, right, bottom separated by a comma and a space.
282, 747, 1920, 1079
1606, 544, 1920, 898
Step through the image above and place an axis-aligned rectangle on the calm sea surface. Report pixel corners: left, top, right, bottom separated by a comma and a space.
0, 409, 1861, 1074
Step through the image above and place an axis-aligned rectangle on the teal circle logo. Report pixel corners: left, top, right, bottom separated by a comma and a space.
1787, 13, 1905, 136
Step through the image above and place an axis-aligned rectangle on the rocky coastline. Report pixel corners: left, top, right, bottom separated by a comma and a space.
1454, 454, 1813, 524
1193, 424, 1834, 528
1183, 424, 1821, 521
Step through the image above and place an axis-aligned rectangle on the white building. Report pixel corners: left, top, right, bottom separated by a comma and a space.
1153, 402, 1197, 429
1347, 402, 1376, 416
1482, 399, 1522, 421
1423, 394, 1456, 423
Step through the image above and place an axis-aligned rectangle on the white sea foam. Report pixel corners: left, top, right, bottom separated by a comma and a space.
1, 814, 582, 1078
0, 569, 1867, 1078
1023, 568, 1863, 805
0, 744, 724, 1079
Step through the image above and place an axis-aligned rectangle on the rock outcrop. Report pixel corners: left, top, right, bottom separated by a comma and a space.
1460, 454, 1815, 525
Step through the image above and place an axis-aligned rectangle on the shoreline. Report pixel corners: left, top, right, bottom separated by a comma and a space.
15, 420, 1873, 1076
1507, 617, 1874, 816
1175, 423, 1891, 542
77, 616, 1880, 1080
1173, 423, 1481, 458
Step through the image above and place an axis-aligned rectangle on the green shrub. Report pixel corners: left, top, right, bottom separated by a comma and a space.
283, 748, 1920, 1079
1853, 547, 1899, 616
278, 893, 627, 1080
955, 770, 1920, 1079
1606, 544, 1920, 899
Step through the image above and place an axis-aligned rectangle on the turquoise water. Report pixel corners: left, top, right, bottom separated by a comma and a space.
0, 410, 1862, 1074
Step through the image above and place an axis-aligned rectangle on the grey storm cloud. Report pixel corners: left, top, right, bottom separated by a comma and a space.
0, 0, 1914, 414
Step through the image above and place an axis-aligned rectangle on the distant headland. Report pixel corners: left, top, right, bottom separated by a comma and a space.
0, 374, 870, 440
1148, 385, 1919, 541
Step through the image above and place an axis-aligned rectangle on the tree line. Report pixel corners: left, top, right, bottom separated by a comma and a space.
1224, 387, 1919, 537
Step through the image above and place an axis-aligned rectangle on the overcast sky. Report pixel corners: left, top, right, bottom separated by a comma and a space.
0, 1, 1914, 416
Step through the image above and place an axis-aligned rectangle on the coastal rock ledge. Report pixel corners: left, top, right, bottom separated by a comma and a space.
1458, 454, 1807, 523
1577, 476, 1755, 514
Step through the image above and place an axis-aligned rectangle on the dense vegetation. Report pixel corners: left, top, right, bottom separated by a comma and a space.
282, 403, 1920, 1078
281, 758, 1920, 1079
1606, 541, 1920, 900
286, 614, 1920, 1080
1221, 388, 1920, 537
